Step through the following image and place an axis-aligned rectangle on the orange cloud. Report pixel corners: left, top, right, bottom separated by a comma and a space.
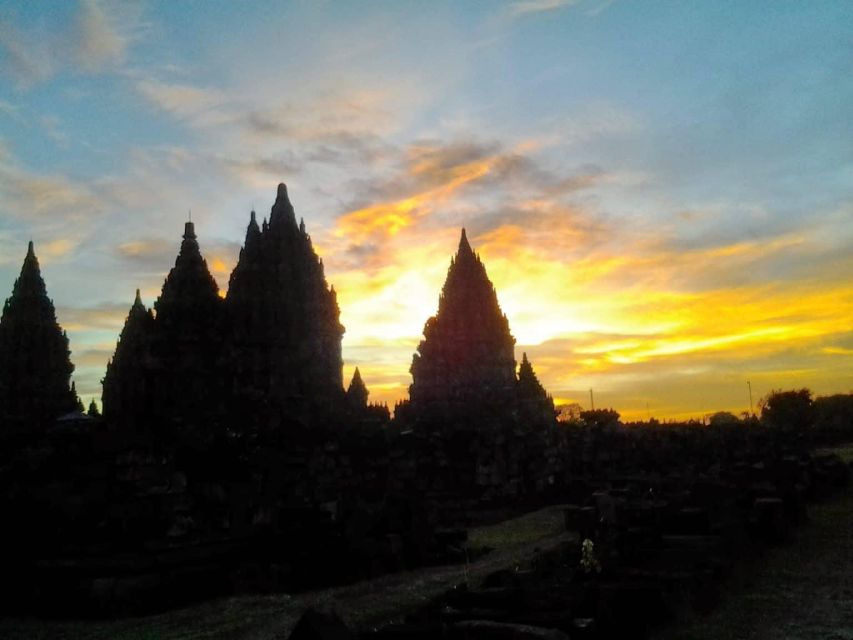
334, 155, 496, 242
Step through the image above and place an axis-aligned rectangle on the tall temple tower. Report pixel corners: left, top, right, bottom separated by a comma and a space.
0, 242, 77, 427
227, 183, 345, 425
102, 221, 226, 429
102, 290, 154, 426
409, 229, 517, 415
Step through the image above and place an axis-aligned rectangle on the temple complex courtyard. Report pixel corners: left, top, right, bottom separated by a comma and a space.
2, 445, 851, 640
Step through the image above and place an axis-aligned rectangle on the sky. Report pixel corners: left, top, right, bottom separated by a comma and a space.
0, 1, 851, 420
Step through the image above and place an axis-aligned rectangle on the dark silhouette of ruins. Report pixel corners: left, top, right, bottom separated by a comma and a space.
404, 228, 553, 425
103, 184, 346, 431
0, 242, 78, 428
1, 182, 852, 627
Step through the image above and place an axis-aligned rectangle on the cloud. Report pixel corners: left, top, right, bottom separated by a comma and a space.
0, 0, 143, 88
57, 302, 131, 332
117, 237, 175, 262
0, 19, 53, 87
135, 79, 230, 123
72, 0, 131, 71
509, 0, 580, 18
0, 149, 103, 221
330, 138, 603, 251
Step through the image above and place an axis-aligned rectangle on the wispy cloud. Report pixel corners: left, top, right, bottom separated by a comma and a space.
0, 0, 143, 88
135, 79, 230, 123
509, 0, 580, 18
0, 19, 53, 87
72, 0, 134, 71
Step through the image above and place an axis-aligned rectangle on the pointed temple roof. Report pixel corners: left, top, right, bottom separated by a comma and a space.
154, 220, 222, 327
8, 240, 48, 307
110, 289, 153, 365
268, 182, 298, 230
517, 352, 548, 401
409, 229, 516, 410
436, 228, 508, 332
346, 367, 369, 408
0, 241, 76, 425
226, 182, 345, 419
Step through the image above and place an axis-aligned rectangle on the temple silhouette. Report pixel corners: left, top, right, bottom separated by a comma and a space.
103, 184, 348, 432
0, 241, 77, 429
408, 228, 554, 423
0, 183, 562, 614
1, 183, 850, 630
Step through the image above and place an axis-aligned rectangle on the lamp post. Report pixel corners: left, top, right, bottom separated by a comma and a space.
747, 380, 753, 417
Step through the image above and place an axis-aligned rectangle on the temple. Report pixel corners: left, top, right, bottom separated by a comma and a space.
227, 183, 345, 427
396, 229, 558, 502
408, 228, 552, 425
0, 242, 78, 427
102, 183, 349, 431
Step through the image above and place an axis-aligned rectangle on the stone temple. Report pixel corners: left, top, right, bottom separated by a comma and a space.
227, 183, 345, 427
0, 242, 78, 428
102, 183, 348, 431
407, 228, 553, 425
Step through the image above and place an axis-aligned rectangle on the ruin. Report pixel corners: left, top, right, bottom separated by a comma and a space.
103, 184, 348, 432
227, 184, 345, 427
0, 241, 78, 428
0, 183, 850, 628
409, 229, 518, 419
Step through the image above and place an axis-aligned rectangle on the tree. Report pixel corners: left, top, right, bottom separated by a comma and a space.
580, 408, 621, 429
556, 402, 583, 424
813, 393, 853, 436
760, 388, 814, 432
709, 411, 740, 426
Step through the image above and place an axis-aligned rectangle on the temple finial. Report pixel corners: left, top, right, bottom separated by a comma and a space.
458, 228, 472, 255
183, 220, 196, 241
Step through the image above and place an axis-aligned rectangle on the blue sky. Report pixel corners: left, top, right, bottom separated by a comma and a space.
1, 1, 851, 418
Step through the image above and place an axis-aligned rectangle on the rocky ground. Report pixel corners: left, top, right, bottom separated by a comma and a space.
655, 445, 853, 640
0, 507, 572, 639
2, 445, 852, 640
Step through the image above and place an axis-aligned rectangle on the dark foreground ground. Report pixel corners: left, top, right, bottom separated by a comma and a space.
3, 445, 852, 640
655, 444, 853, 640
0, 507, 573, 639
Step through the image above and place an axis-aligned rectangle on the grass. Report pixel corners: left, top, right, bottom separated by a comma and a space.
0, 505, 572, 640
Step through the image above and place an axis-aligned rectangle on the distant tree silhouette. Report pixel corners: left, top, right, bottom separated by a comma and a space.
813, 393, 853, 438
760, 388, 814, 432
580, 408, 621, 429
709, 411, 740, 426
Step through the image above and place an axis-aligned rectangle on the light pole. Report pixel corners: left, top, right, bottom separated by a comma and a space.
747, 380, 753, 417
589, 388, 595, 411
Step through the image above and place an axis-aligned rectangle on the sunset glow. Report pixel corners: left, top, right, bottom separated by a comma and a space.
1, 1, 850, 421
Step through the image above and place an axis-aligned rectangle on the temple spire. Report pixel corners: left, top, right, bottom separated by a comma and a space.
0, 241, 76, 426
346, 367, 369, 409
409, 229, 516, 414
457, 228, 473, 259
269, 182, 297, 229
